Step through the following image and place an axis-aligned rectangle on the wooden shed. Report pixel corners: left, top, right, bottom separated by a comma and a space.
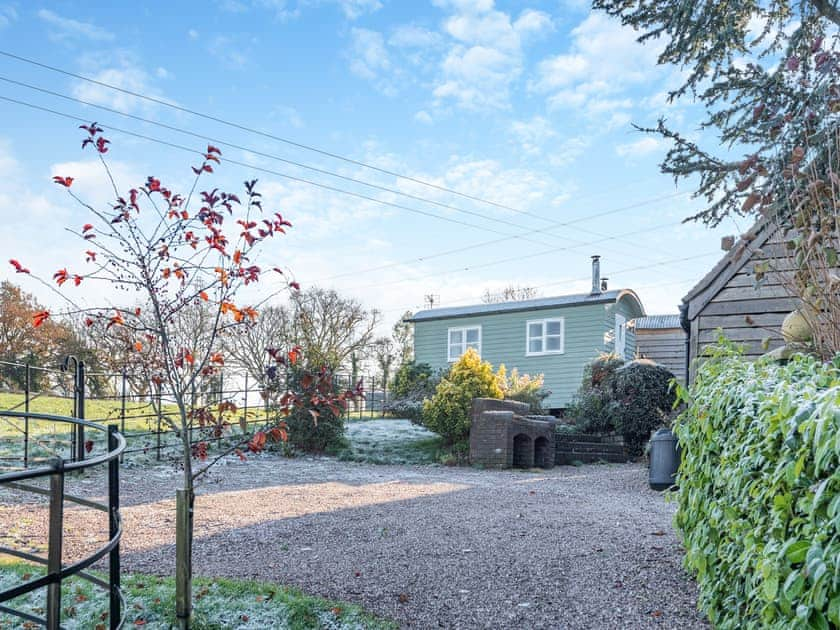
681, 219, 797, 382
633, 314, 686, 382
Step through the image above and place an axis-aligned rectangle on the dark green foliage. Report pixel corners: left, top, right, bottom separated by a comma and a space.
391, 361, 436, 399
612, 360, 677, 455
674, 346, 840, 629
594, 0, 840, 227
567, 353, 624, 433
283, 367, 347, 453
387, 361, 440, 425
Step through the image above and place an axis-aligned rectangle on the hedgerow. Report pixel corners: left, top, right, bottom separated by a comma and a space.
674, 345, 840, 629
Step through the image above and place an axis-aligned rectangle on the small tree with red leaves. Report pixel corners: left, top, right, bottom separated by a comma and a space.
11, 125, 359, 629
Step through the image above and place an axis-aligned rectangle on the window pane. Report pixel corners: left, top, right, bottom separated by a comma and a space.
466, 341, 480, 353
528, 323, 543, 338
465, 328, 479, 343
546, 337, 562, 351
546, 320, 562, 335
449, 344, 462, 358
449, 330, 463, 344
529, 339, 543, 353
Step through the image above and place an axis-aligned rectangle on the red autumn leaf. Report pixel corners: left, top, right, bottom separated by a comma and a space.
134, 341, 143, 352
210, 352, 224, 365
84, 317, 94, 327
53, 268, 69, 286
107, 312, 125, 329
207, 144, 221, 155
82, 224, 94, 233
85, 250, 97, 262
9, 259, 29, 274
199, 291, 209, 301
84, 440, 94, 453
288, 347, 301, 365
146, 177, 161, 192
33, 310, 50, 328
52, 176, 74, 187
73, 275, 83, 286
95, 137, 110, 154
289, 281, 301, 291
134, 307, 141, 316
184, 350, 195, 365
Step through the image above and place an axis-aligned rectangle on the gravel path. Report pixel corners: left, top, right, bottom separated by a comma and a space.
0, 458, 707, 629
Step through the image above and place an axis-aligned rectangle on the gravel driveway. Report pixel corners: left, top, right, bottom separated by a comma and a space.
0, 458, 706, 629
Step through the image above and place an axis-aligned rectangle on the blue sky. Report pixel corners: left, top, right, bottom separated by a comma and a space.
0, 0, 742, 330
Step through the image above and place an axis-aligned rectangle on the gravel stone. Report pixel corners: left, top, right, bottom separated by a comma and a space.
0, 458, 708, 629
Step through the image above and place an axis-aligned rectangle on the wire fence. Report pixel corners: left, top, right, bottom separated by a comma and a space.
0, 358, 391, 467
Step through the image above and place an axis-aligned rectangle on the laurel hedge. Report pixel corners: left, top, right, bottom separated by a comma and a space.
673, 347, 840, 629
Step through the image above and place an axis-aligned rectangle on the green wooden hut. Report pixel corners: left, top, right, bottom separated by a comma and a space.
408, 257, 645, 413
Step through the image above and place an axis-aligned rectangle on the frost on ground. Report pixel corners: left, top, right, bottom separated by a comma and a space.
0, 457, 707, 629
340, 419, 443, 465
0, 564, 394, 629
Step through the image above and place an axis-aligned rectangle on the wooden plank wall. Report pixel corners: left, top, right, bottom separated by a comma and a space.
689, 238, 797, 382
635, 328, 686, 382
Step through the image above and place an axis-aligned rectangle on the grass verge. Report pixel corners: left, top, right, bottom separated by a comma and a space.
0, 560, 396, 630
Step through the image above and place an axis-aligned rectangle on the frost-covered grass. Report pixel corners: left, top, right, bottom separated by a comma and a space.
0, 560, 396, 629
338, 419, 445, 465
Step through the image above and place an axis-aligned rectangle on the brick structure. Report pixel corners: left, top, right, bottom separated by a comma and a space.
469, 398, 557, 469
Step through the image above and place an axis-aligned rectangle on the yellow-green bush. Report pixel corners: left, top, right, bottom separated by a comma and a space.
422, 348, 502, 444
674, 345, 840, 629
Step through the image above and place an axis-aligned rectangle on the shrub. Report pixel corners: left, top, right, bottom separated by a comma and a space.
391, 361, 436, 399
566, 353, 624, 433
422, 348, 502, 444
496, 365, 550, 413
386, 361, 440, 424
282, 367, 347, 453
611, 359, 676, 454
674, 346, 840, 629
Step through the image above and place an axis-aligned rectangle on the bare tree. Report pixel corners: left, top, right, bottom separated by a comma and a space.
221, 305, 291, 386
481, 285, 539, 304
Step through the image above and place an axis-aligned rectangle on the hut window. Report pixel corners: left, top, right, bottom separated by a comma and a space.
448, 326, 481, 361
526, 318, 565, 356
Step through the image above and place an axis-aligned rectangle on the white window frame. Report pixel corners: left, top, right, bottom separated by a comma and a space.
447, 325, 482, 362
525, 317, 565, 356
615, 313, 627, 358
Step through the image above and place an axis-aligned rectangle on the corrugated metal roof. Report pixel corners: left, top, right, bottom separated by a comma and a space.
634, 314, 681, 330
408, 290, 623, 322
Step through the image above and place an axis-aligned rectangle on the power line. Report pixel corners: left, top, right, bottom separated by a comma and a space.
315, 218, 685, 284
0, 74, 695, 264
0, 92, 697, 272
0, 48, 634, 222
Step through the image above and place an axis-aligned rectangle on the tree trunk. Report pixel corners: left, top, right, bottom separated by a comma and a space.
175, 399, 194, 629
175, 488, 194, 629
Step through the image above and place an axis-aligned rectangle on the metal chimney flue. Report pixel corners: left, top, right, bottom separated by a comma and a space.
591, 255, 601, 295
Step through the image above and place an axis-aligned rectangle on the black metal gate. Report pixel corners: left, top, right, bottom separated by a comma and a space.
0, 408, 126, 629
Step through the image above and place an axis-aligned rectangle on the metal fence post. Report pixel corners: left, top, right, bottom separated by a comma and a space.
46, 457, 65, 629
24, 364, 30, 468
108, 425, 121, 629
156, 382, 163, 461
120, 369, 127, 463
75, 361, 86, 462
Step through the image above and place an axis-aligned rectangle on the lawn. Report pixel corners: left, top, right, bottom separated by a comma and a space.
0, 560, 396, 629
338, 419, 446, 465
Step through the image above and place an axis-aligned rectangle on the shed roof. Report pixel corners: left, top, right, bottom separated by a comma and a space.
634, 314, 681, 330
408, 289, 640, 323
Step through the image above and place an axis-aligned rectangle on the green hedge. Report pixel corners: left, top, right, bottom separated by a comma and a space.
674, 347, 840, 629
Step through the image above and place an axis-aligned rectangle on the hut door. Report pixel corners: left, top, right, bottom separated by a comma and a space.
615, 314, 626, 358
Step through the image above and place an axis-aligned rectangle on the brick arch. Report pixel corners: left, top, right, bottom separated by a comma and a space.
512, 434, 533, 468
534, 436, 551, 468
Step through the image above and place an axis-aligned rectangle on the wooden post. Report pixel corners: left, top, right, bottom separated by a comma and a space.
175, 488, 193, 629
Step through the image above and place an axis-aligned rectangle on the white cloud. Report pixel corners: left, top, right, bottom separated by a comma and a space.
72, 52, 171, 114
513, 9, 553, 38
208, 36, 249, 68
510, 115, 556, 155
37, 9, 114, 42
615, 136, 664, 158
348, 28, 391, 80
531, 12, 664, 118
188, 29, 199, 40
389, 25, 441, 49
0, 5, 16, 28
335, 0, 382, 20
414, 110, 433, 124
